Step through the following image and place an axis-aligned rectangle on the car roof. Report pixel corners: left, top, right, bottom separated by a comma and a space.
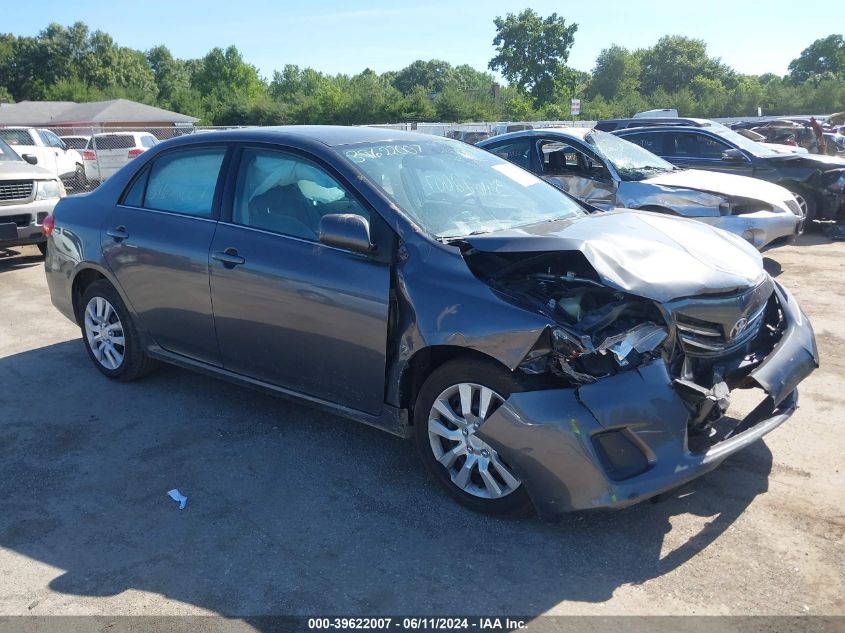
181, 125, 442, 148
479, 127, 593, 144
615, 125, 719, 134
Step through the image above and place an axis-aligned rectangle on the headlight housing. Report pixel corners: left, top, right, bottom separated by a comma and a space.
34, 179, 64, 200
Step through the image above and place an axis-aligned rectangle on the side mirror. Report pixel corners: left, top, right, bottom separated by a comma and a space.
319, 214, 373, 253
22, 154, 38, 165
721, 148, 747, 163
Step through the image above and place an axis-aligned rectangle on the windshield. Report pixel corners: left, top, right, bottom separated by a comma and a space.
585, 130, 675, 181
0, 138, 22, 162
341, 139, 585, 239
706, 122, 779, 157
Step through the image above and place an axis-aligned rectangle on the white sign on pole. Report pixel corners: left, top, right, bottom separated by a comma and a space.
570, 99, 581, 116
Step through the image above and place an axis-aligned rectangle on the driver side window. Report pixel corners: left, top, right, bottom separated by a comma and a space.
233, 148, 368, 242
538, 140, 605, 178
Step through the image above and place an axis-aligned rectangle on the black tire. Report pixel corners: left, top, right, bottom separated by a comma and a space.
73, 164, 87, 191
36, 241, 47, 256
413, 357, 534, 517
80, 279, 158, 381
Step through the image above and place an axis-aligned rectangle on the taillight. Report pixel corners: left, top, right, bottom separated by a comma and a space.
83, 150, 95, 160
42, 213, 55, 237
127, 149, 144, 159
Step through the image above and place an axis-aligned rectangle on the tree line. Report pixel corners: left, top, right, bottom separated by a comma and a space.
0, 11, 843, 125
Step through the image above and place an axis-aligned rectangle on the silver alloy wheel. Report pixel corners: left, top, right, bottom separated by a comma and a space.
84, 296, 126, 370
427, 383, 521, 499
793, 193, 809, 218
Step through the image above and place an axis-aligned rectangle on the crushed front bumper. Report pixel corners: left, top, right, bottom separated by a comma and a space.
476, 282, 818, 520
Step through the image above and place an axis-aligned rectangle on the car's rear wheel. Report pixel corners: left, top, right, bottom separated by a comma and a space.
80, 280, 158, 381
413, 358, 533, 516
36, 241, 47, 256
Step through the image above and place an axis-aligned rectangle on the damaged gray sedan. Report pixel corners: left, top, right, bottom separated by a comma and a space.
478, 128, 805, 251
45, 127, 818, 520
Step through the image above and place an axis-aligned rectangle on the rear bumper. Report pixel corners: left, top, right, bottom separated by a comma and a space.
477, 283, 818, 520
0, 199, 58, 247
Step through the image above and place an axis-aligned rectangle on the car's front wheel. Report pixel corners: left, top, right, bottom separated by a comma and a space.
80, 280, 158, 381
413, 358, 533, 516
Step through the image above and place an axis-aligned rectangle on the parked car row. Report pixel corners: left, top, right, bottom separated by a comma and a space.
478, 127, 806, 250
41, 125, 818, 520
0, 127, 160, 194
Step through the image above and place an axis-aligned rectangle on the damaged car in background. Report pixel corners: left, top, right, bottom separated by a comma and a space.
478, 128, 806, 251
613, 122, 845, 223
44, 127, 818, 519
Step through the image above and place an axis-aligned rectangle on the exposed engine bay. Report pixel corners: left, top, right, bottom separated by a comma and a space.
463, 247, 788, 437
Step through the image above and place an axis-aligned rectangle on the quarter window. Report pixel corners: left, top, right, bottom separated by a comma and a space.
233, 148, 368, 242
142, 147, 226, 217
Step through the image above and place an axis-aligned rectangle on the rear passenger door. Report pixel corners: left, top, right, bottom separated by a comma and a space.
101, 144, 230, 366
208, 145, 392, 415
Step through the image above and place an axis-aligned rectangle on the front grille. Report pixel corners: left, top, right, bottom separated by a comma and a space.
676, 303, 767, 357
785, 198, 803, 217
0, 213, 32, 228
0, 180, 34, 202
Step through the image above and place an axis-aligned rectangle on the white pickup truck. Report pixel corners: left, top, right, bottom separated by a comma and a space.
0, 127, 86, 191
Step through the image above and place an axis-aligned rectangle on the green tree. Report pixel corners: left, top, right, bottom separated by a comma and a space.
488, 9, 578, 105
788, 35, 845, 82
588, 45, 641, 101
638, 35, 729, 94
392, 59, 454, 94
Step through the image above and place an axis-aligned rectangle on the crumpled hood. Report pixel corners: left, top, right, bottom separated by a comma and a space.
464, 210, 765, 303
0, 161, 55, 181
643, 168, 793, 209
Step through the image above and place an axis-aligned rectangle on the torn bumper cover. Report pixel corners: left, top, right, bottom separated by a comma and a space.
476, 282, 818, 520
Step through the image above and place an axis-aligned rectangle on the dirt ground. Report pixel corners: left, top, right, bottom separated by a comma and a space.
0, 233, 843, 622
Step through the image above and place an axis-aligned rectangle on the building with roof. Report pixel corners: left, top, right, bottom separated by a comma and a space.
0, 99, 198, 131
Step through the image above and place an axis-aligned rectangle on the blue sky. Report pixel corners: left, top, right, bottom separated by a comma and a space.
5, 0, 842, 80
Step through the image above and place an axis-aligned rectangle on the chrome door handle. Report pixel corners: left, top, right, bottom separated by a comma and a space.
107, 226, 129, 241
211, 248, 245, 267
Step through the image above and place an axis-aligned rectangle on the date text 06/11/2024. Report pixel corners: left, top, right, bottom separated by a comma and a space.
306, 617, 528, 630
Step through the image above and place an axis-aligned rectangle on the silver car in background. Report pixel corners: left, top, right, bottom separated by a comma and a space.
83, 131, 158, 183
479, 128, 804, 251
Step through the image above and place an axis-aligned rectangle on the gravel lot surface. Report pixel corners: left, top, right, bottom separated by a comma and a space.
0, 234, 842, 622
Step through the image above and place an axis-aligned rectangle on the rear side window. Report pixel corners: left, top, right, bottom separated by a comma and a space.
140, 136, 158, 148
141, 147, 226, 217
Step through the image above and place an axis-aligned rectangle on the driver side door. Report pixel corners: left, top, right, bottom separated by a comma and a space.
536, 139, 617, 210
208, 145, 392, 415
